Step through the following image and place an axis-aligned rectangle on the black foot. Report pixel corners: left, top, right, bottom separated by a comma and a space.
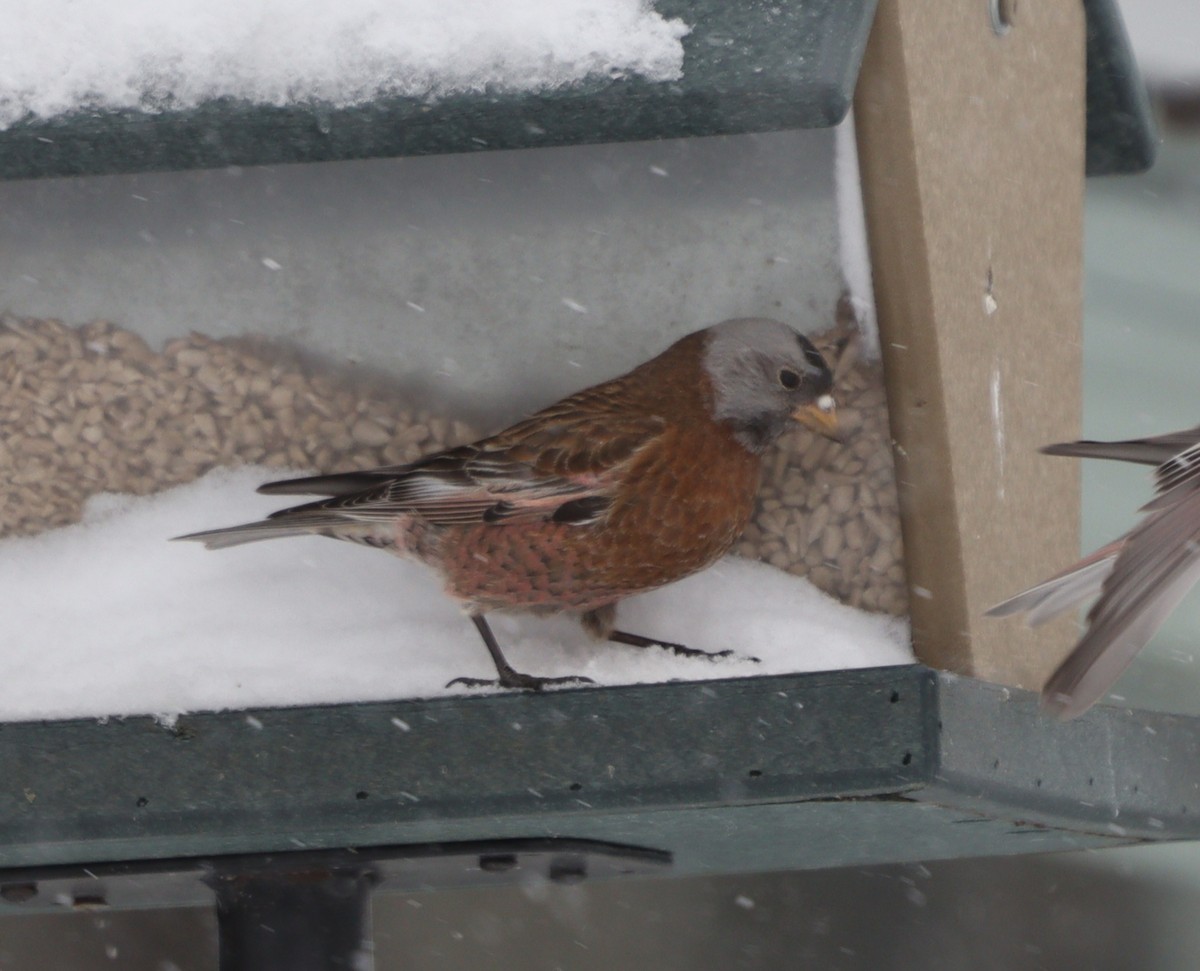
458, 614, 595, 691
608, 629, 760, 664
447, 672, 595, 692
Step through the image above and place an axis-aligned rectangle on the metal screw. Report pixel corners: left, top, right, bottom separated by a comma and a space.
549, 857, 587, 884
478, 853, 518, 873
0, 883, 37, 904
990, 0, 1016, 35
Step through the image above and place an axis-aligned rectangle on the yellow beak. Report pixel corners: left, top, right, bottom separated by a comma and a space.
793, 394, 840, 441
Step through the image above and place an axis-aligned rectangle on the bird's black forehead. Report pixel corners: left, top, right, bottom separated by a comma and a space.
794, 333, 832, 374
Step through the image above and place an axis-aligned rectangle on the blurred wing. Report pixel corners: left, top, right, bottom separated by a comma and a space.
1041, 450, 1200, 719
989, 426, 1200, 718
985, 540, 1122, 626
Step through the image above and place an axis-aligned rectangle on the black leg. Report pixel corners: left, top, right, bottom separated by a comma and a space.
608, 629, 759, 664
447, 615, 596, 691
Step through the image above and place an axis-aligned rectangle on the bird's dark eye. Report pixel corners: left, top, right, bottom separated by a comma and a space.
778, 368, 801, 390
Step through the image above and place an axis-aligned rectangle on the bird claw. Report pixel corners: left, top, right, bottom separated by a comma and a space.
446, 672, 595, 692
608, 629, 759, 664
661, 643, 758, 663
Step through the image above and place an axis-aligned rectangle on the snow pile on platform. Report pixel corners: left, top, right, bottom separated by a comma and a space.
0, 466, 912, 722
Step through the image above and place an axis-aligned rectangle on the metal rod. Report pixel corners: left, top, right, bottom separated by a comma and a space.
215, 869, 375, 971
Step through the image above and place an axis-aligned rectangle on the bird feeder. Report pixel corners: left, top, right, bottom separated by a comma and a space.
0, 0, 1172, 966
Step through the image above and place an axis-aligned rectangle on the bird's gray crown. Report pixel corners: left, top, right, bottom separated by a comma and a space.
702, 317, 834, 453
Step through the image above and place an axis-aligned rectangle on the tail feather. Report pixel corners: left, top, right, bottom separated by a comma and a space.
985, 559, 1111, 626
173, 513, 349, 550
1042, 431, 1200, 467
257, 471, 399, 497
986, 540, 1123, 625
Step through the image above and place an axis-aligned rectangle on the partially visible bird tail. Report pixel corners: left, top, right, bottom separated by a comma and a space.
1042, 431, 1199, 467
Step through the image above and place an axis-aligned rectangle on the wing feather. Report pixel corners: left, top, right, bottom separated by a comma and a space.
220, 383, 668, 533
1042, 488, 1200, 718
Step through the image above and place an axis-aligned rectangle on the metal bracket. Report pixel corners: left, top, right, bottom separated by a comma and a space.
0, 838, 670, 970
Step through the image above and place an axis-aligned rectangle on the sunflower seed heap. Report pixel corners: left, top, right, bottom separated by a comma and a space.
0, 315, 476, 539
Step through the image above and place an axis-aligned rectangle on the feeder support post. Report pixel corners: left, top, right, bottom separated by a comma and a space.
855, 0, 1086, 688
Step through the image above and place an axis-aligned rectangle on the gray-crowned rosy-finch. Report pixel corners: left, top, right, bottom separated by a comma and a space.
178, 317, 840, 690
